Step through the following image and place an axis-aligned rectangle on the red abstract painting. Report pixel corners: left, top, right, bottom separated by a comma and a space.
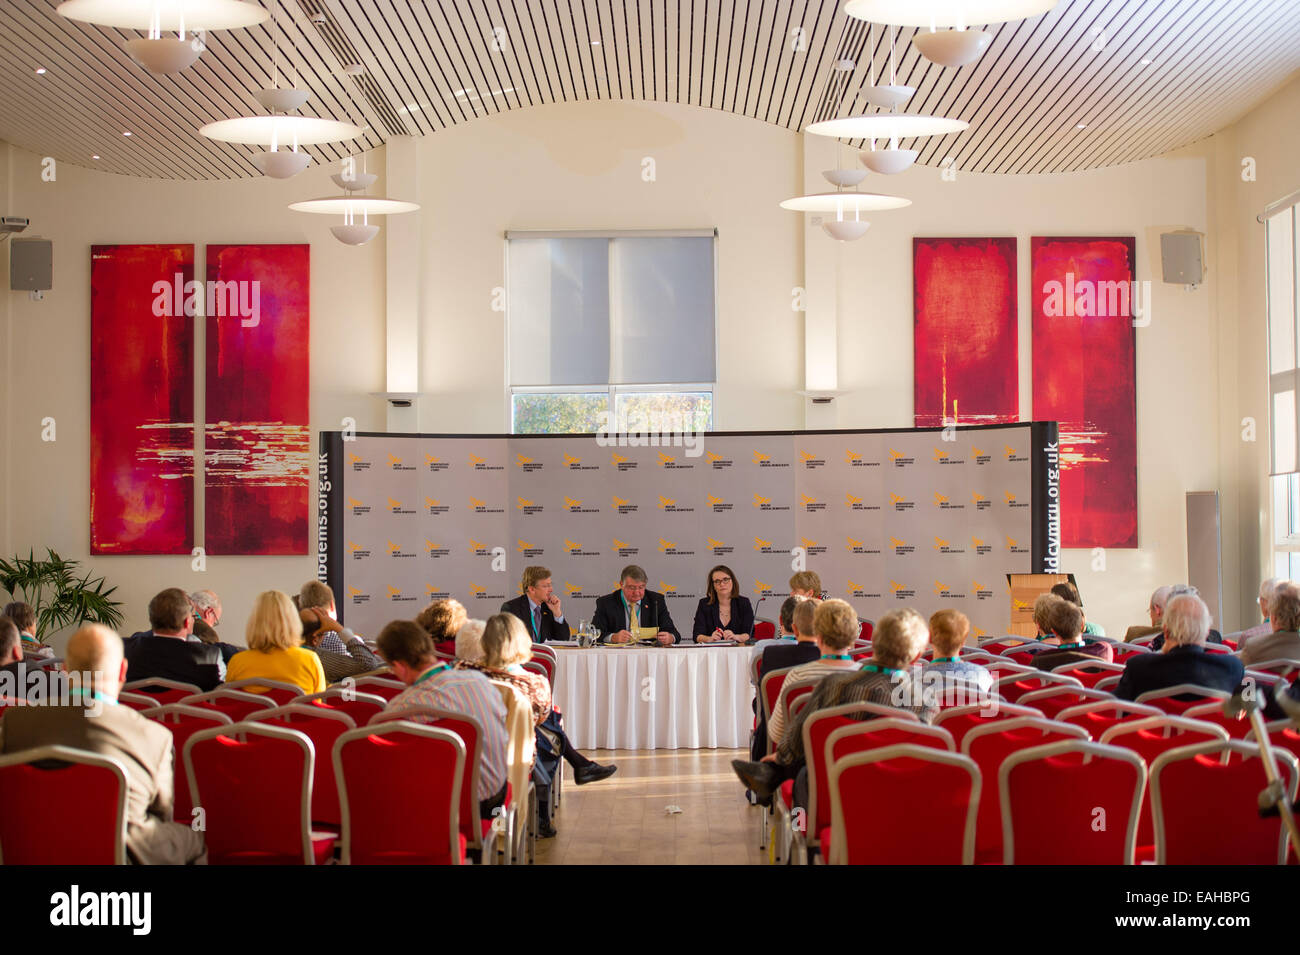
90, 244, 195, 554
205, 244, 310, 554
1031, 236, 1138, 548
913, 237, 1019, 428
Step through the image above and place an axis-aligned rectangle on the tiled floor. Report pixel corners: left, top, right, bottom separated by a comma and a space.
532, 748, 768, 865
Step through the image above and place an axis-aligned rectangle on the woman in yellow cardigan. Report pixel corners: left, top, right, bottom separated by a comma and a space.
226, 590, 327, 695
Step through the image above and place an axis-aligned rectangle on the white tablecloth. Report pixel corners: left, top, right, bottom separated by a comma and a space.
552, 645, 756, 750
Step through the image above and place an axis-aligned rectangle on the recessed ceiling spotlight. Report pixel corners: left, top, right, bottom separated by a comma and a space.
591, 39, 601, 46
35, 67, 47, 74
92, 154, 100, 159
1140, 58, 1152, 65
1075, 123, 1087, 130
122, 130, 132, 136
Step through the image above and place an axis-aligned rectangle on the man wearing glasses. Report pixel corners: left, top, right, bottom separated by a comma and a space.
592, 565, 679, 645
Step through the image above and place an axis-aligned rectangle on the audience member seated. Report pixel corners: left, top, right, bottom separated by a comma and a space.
749, 594, 805, 681
788, 571, 824, 599
0, 624, 206, 864
1050, 581, 1106, 637
750, 597, 821, 760
124, 589, 225, 692
378, 620, 509, 821
1124, 585, 1172, 643
693, 564, 755, 644
924, 609, 993, 693
1030, 600, 1114, 669
1142, 585, 1224, 650
3, 602, 54, 660
300, 607, 386, 683
499, 566, 570, 642
188, 589, 241, 663
0, 617, 62, 702
415, 598, 469, 658
1113, 594, 1245, 701
732, 605, 934, 809
226, 591, 326, 695
455, 619, 486, 664
298, 581, 376, 661
1240, 580, 1300, 666
766, 599, 854, 747
1230, 577, 1282, 651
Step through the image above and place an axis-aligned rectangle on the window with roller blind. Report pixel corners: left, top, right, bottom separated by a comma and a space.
1267, 204, 1300, 578
506, 231, 716, 435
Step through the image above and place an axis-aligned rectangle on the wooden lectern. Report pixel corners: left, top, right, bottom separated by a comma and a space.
1006, 573, 1075, 639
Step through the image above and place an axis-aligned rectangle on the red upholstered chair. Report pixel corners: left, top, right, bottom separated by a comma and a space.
827, 745, 980, 865
1110, 644, 1152, 663
1150, 740, 1299, 864
1203, 643, 1234, 656
1245, 659, 1300, 681
530, 643, 557, 663
0, 746, 128, 864
758, 667, 798, 755
859, 621, 874, 642
983, 660, 1035, 678
333, 722, 466, 864
527, 653, 556, 687
1057, 700, 1162, 739
933, 702, 1041, 749
1099, 716, 1230, 861
962, 717, 1089, 864
298, 689, 388, 727
122, 678, 201, 705
1181, 699, 1258, 739
1246, 719, 1300, 764
1135, 684, 1231, 716
246, 704, 357, 829
848, 646, 874, 661
788, 693, 814, 723
998, 740, 1146, 864
994, 671, 1083, 704
183, 722, 337, 865
348, 676, 406, 701
143, 703, 234, 822
1051, 660, 1126, 688
960, 650, 1001, 664
978, 638, 1031, 655
221, 678, 305, 706
1131, 635, 1160, 648
118, 691, 163, 712
1094, 674, 1123, 693
180, 688, 276, 722
753, 620, 776, 641
1018, 685, 1113, 720
368, 706, 502, 864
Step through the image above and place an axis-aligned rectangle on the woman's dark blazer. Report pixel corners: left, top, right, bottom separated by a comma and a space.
692, 595, 754, 642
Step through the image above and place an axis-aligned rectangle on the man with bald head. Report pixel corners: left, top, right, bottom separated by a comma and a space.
0, 625, 206, 864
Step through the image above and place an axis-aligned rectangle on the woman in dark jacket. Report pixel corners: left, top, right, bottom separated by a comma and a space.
693, 565, 754, 643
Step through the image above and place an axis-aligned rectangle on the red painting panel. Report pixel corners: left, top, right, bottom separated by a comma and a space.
1031, 236, 1138, 548
205, 244, 310, 555
913, 237, 1019, 428
90, 244, 195, 554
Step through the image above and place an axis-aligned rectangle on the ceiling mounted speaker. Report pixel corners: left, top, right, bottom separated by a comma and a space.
252, 150, 310, 178
823, 220, 871, 241
860, 148, 919, 175
124, 37, 202, 74
862, 84, 915, 109
330, 223, 380, 245
331, 171, 378, 191
822, 168, 868, 188
913, 29, 993, 67
254, 87, 310, 112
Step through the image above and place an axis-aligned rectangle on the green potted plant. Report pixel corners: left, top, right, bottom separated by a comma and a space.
0, 548, 125, 642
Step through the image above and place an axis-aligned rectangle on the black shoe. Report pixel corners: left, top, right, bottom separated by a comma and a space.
573, 762, 618, 785
537, 822, 558, 838
731, 760, 780, 802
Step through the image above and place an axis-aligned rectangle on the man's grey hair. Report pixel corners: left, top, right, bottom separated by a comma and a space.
1149, 585, 1175, 613
1163, 593, 1211, 647
455, 619, 486, 664
189, 590, 220, 614
1259, 578, 1282, 613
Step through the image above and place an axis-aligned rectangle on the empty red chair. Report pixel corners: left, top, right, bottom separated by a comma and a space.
349, 676, 406, 701
144, 703, 234, 822
299, 689, 388, 727
221, 678, 304, 706
246, 704, 357, 828
1051, 660, 1126, 688
1094, 674, 1123, 693
1150, 740, 1299, 864
999, 740, 1146, 864
1057, 700, 1162, 739
1181, 699, 1257, 739
978, 638, 1032, 655
1245, 659, 1300, 682
994, 671, 1082, 704
183, 722, 337, 864
962, 717, 1089, 864
827, 745, 980, 864
1247, 719, 1300, 764
0, 746, 128, 863
753, 620, 776, 641
859, 620, 873, 642
333, 722, 466, 864
180, 688, 273, 722
983, 660, 1035, 678
122, 678, 201, 705
118, 691, 163, 712
1135, 684, 1231, 716
1018, 685, 1113, 720
1110, 644, 1152, 663
933, 702, 1041, 748
1100, 716, 1230, 861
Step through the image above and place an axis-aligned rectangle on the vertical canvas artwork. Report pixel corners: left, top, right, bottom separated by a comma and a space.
90, 244, 195, 554
913, 237, 1019, 428
205, 244, 310, 554
1031, 236, 1138, 548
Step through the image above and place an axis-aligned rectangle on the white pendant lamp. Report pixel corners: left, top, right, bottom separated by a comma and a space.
331, 171, 378, 191
823, 220, 871, 242
289, 196, 419, 247
779, 192, 911, 213
843, 0, 1057, 69
806, 113, 967, 140
860, 145, 919, 175
862, 26, 914, 110
57, 0, 268, 74
912, 30, 993, 68
822, 139, 868, 188
201, 116, 363, 179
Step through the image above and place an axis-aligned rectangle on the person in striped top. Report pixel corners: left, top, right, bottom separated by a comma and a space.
766, 599, 859, 746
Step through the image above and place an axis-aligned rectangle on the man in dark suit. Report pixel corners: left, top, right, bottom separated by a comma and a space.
124, 588, 224, 692
500, 566, 570, 643
0, 624, 206, 864
1114, 593, 1245, 702
591, 565, 679, 645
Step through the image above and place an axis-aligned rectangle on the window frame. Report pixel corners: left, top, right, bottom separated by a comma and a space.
508, 383, 716, 435
1266, 205, 1300, 568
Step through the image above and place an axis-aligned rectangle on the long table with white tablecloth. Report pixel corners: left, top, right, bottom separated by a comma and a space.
551, 645, 756, 750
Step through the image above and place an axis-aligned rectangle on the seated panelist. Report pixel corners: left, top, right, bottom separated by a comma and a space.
500, 565, 569, 643
693, 564, 754, 644
592, 565, 679, 646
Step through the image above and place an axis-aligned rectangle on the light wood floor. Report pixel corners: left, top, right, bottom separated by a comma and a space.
532, 748, 768, 865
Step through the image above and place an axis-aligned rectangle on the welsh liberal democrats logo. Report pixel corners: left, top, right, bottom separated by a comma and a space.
972, 492, 992, 511
890, 579, 917, 599
845, 493, 879, 512
562, 453, 597, 471
658, 452, 692, 470
386, 585, 416, 604
425, 496, 449, 515
469, 496, 504, 514
1006, 536, 1029, 555
799, 536, 827, 556
888, 448, 915, 467
469, 453, 503, 471
515, 453, 542, 472
612, 495, 638, 514
800, 494, 825, 513
973, 580, 995, 599
933, 580, 966, 598
972, 536, 992, 556
564, 495, 599, 514
564, 538, 600, 557
933, 536, 965, 555
753, 580, 775, 597
386, 539, 417, 558
799, 449, 826, 468
424, 539, 450, 558
613, 538, 639, 557
1005, 490, 1028, 509
972, 447, 992, 464
564, 581, 585, 596
846, 536, 881, 555
889, 493, 914, 512
752, 449, 788, 468
753, 537, 784, 555
348, 585, 369, 605
348, 497, 370, 515
516, 539, 544, 558
387, 496, 415, 515
845, 449, 878, 468
933, 447, 964, 465
707, 493, 731, 513
706, 537, 733, 556
934, 492, 964, 511
657, 495, 693, 513
611, 452, 636, 471
753, 493, 789, 512
890, 536, 915, 556
388, 453, 414, 472
347, 540, 370, 560
516, 496, 543, 516
425, 454, 449, 472
349, 453, 370, 471
424, 583, 451, 600
658, 537, 694, 556
1004, 445, 1028, 463
705, 450, 733, 468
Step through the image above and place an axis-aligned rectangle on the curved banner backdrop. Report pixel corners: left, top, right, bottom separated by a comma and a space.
318, 422, 1060, 641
